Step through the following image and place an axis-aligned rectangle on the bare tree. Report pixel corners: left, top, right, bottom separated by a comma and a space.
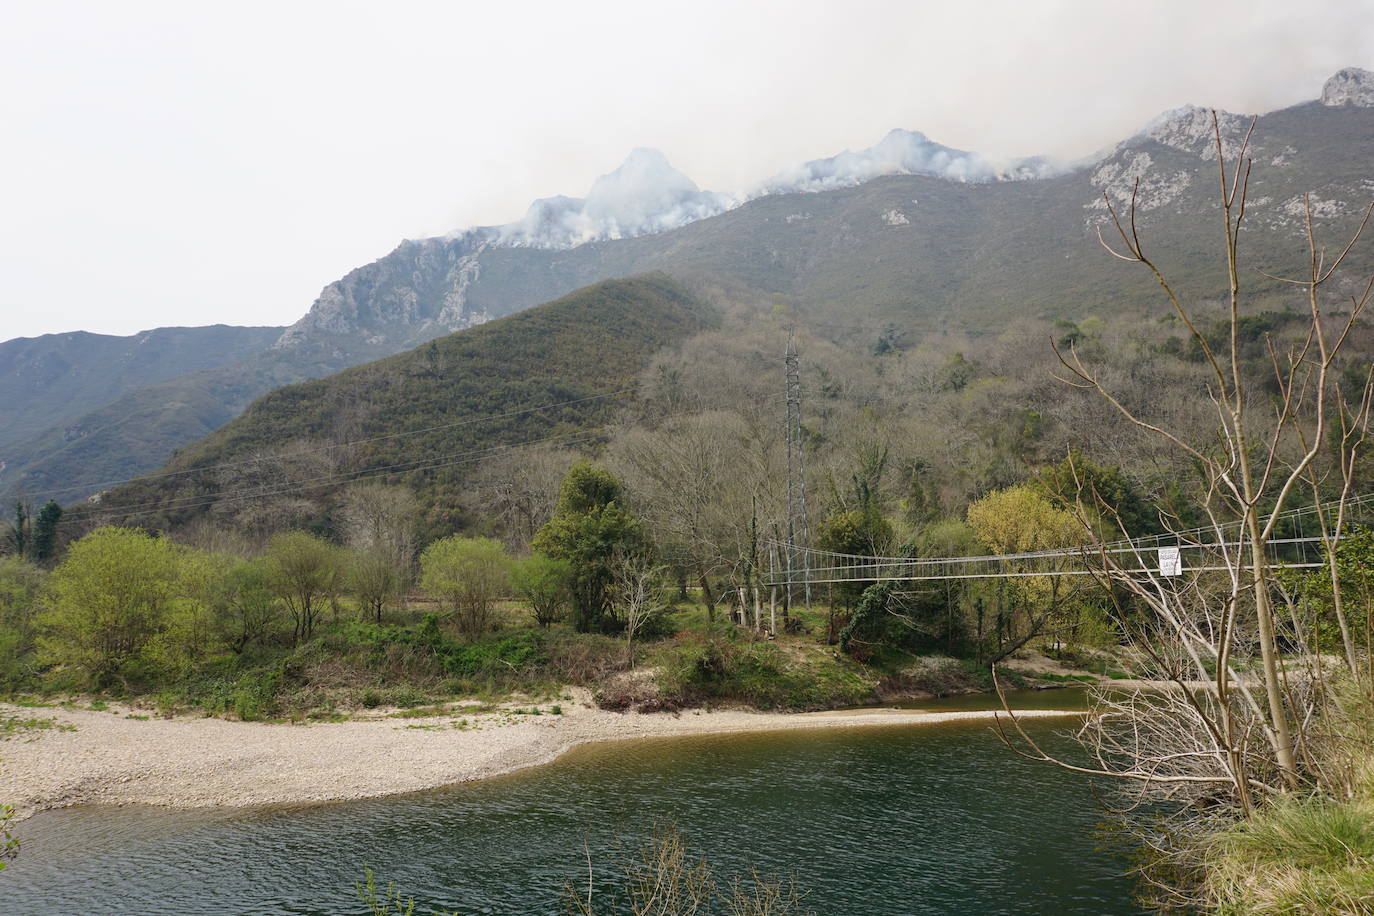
996, 110, 1374, 906
468, 447, 578, 551
611, 551, 664, 668
610, 411, 782, 624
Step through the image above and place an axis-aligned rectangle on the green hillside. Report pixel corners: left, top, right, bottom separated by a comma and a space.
85, 273, 714, 531
0, 324, 283, 451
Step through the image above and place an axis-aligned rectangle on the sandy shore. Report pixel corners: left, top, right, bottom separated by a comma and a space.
0, 695, 1083, 820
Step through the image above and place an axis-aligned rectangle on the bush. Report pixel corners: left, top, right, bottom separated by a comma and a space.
511, 554, 572, 628
37, 527, 181, 684
419, 537, 512, 640
651, 636, 874, 711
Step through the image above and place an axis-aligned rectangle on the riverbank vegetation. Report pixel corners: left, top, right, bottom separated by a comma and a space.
0, 510, 1086, 721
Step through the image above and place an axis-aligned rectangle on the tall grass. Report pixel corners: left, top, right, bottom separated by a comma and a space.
1204, 795, 1374, 915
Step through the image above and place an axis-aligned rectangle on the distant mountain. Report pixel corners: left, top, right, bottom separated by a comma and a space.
5, 67, 1372, 504
0, 324, 283, 452
758, 128, 1065, 194
272, 69, 1374, 350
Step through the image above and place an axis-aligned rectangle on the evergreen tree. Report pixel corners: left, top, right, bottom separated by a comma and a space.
30, 500, 62, 563
7, 502, 28, 559
532, 462, 647, 633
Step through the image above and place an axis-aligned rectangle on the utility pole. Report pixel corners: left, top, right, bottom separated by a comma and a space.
784, 330, 812, 615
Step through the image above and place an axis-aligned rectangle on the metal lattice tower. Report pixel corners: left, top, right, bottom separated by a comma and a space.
784, 330, 812, 611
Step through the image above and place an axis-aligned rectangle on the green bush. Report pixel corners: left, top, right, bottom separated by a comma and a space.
652, 636, 873, 711
37, 527, 181, 684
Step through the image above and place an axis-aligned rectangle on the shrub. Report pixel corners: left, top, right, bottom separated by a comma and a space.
37, 527, 180, 684
419, 537, 512, 640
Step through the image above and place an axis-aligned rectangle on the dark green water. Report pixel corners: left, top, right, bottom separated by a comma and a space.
8, 695, 1144, 915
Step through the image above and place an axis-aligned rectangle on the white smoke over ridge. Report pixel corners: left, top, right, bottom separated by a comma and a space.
465, 130, 1073, 251
758, 129, 1064, 194
496, 148, 738, 249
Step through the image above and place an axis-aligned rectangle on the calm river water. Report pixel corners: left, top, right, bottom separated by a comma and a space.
8, 691, 1144, 915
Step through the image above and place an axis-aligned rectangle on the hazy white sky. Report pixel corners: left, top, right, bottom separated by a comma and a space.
3, 0, 1373, 340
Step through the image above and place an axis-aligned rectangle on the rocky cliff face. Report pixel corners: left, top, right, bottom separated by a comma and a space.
271, 128, 1080, 355
1322, 67, 1374, 107
272, 233, 497, 356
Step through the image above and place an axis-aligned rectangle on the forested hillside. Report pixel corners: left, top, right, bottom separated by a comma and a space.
82, 273, 714, 538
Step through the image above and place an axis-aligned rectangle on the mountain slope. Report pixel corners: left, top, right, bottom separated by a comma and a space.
87, 273, 714, 530
277, 81, 1374, 351
10, 69, 1374, 504
0, 324, 283, 451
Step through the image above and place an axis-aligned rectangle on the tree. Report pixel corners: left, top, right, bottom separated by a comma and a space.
419, 536, 512, 639
610, 411, 779, 623
37, 526, 180, 684
266, 531, 340, 644
349, 547, 405, 625
966, 485, 1083, 662
143, 544, 220, 677
339, 483, 417, 576
1030, 452, 1160, 538
0, 557, 44, 633
30, 500, 62, 564
816, 503, 894, 643
966, 485, 1079, 555
611, 551, 665, 666
0, 556, 45, 685
208, 557, 281, 654
7, 501, 28, 558
511, 554, 572, 628
994, 115, 1374, 908
0, 804, 17, 873
532, 463, 648, 633
469, 447, 578, 551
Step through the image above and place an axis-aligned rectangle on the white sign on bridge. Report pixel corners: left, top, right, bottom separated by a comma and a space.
1158, 546, 1183, 577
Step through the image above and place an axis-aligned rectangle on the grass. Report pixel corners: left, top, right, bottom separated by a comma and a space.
0, 711, 77, 740
388, 706, 451, 719
1205, 795, 1374, 915
6, 696, 54, 708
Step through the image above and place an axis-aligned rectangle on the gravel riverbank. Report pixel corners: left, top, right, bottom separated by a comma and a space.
1, 696, 1082, 819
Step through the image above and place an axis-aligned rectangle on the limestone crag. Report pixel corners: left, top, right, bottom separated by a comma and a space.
1321, 67, 1374, 107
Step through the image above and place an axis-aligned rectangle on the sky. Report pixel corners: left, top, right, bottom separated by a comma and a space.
3, 0, 1374, 341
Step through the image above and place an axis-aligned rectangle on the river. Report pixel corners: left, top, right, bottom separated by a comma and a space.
7, 692, 1144, 914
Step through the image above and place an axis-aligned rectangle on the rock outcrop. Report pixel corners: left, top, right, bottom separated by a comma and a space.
1321, 67, 1374, 107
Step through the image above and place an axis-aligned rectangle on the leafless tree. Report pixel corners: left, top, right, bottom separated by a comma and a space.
611, 550, 664, 668
468, 446, 578, 551
995, 110, 1374, 906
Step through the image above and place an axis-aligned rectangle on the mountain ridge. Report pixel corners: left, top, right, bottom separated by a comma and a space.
4, 68, 1372, 504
